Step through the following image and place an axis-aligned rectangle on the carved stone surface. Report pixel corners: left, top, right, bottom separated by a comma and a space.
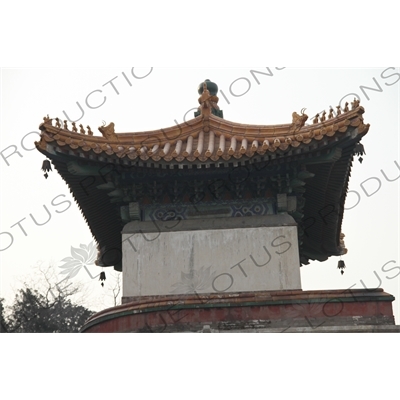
122, 215, 301, 297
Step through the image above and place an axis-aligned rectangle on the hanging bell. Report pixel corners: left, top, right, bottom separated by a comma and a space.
337, 260, 346, 275
354, 143, 365, 164
99, 271, 106, 287
41, 159, 52, 179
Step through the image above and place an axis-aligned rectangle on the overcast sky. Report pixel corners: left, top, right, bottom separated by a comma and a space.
1, 67, 399, 321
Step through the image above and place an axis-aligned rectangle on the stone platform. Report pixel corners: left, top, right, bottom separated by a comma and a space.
81, 288, 399, 333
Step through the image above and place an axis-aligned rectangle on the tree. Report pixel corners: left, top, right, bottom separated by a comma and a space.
0, 298, 8, 332
4, 266, 94, 333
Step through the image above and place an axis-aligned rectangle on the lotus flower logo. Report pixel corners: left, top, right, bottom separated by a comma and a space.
170, 266, 216, 294
59, 242, 97, 280
286, 300, 323, 319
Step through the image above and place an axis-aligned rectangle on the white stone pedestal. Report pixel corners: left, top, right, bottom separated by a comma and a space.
122, 215, 301, 298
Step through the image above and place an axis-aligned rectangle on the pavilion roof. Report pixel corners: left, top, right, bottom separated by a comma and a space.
36, 104, 369, 167
35, 83, 370, 270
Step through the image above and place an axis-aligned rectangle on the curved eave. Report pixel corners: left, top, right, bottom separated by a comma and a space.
37, 107, 368, 166
301, 133, 366, 263
50, 158, 123, 269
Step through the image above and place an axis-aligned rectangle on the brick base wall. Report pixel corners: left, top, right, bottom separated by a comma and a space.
81, 289, 397, 333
